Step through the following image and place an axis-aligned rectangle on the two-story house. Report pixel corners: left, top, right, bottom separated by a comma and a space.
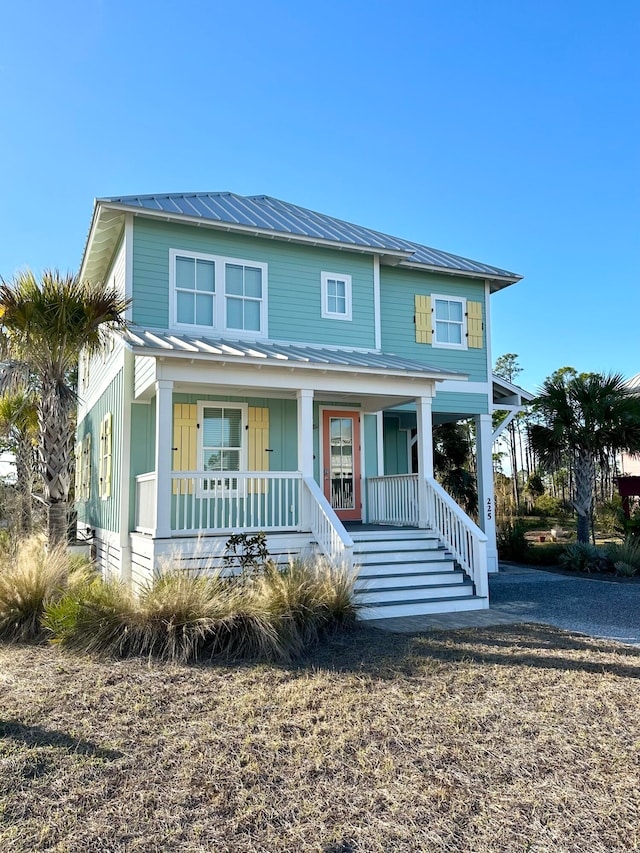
75, 193, 529, 619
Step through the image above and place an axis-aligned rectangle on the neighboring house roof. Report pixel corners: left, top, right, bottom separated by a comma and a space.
80, 192, 522, 291
626, 372, 640, 392
123, 329, 466, 381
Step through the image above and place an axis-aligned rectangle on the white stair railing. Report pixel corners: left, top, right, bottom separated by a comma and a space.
301, 476, 354, 568
424, 476, 488, 598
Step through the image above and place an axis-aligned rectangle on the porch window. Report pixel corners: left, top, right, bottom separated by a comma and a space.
321, 272, 352, 321
170, 249, 267, 337
200, 404, 246, 491
433, 295, 466, 349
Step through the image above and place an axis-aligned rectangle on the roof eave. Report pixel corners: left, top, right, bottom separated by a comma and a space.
398, 260, 522, 288
124, 340, 467, 384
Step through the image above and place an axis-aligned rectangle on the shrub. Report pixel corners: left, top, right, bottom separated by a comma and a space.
0, 536, 94, 642
45, 557, 358, 663
606, 537, 640, 577
521, 543, 565, 566
532, 495, 564, 518
497, 521, 530, 561
559, 542, 611, 573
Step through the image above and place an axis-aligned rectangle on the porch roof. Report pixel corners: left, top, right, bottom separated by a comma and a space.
124, 329, 466, 381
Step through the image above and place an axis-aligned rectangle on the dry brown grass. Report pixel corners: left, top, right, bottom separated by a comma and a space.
1, 623, 639, 852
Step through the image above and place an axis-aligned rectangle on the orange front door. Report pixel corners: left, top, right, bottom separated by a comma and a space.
322, 410, 361, 521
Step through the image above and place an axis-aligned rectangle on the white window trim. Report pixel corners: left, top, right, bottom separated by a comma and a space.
431, 293, 468, 350
169, 249, 268, 338
321, 271, 352, 321
196, 401, 248, 494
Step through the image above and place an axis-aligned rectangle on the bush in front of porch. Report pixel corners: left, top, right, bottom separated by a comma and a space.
44, 556, 358, 663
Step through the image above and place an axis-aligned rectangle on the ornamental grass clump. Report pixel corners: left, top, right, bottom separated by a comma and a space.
44, 556, 358, 663
0, 535, 94, 642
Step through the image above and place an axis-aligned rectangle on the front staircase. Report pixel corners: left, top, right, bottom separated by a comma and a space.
350, 527, 488, 620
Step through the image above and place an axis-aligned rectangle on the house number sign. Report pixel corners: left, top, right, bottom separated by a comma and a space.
486, 498, 492, 521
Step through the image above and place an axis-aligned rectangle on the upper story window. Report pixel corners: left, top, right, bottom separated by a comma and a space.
170, 249, 267, 337
321, 272, 352, 321
433, 295, 466, 349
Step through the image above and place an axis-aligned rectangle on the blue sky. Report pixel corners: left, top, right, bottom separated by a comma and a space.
1, 0, 638, 392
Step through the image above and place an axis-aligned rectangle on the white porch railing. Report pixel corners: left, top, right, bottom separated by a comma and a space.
134, 469, 353, 568
168, 471, 303, 534
301, 476, 354, 568
135, 473, 156, 534
425, 476, 488, 598
367, 474, 419, 526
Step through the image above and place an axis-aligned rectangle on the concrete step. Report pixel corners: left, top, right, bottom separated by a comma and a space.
355, 571, 465, 590
358, 595, 488, 620
356, 581, 473, 605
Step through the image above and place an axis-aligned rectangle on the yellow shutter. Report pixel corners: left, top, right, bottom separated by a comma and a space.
74, 443, 82, 499
104, 413, 112, 499
467, 300, 484, 348
173, 404, 197, 494
248, 406, 269, 494
414, 294, 432, 344
98, 418, 105, 498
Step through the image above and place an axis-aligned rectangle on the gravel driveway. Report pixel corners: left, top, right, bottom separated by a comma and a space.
490, 565, 640, 646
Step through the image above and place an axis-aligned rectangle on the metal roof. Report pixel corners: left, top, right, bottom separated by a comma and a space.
97, 192, 521, 282
626, 373, 640, 391
123, 329, 465, 379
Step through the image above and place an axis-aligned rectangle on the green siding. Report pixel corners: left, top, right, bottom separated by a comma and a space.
433, 392, 489, 416
380, 266, 488, 382
383, 415, 410, 476
133, 219, 375, 347
76, 368, 124, 533
364, 414, 379, 478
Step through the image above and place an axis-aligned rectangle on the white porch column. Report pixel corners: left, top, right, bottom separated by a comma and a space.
475, 413, 498, 573
416, 395, 434, 528
154, 379, 174, 539
297, 389, 314, 477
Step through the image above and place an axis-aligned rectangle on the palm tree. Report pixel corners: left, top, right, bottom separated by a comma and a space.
0, 270, 128, 543
529, 372, 640, 543
0, 391, 38, 534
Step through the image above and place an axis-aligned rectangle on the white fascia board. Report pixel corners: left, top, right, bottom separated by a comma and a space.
436, 380, 491, 395
132, 345, 463, 384
98, 202, 414, 260
156, 357, 440, 398
78, 200, 102, 282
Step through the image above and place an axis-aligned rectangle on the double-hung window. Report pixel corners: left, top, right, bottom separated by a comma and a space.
433, 295, 466, 348
225, 263, 263, 332
321, 272, 352, 321
199, 403, 246, 493
171, 250, 267, 337
175, 255, 215, 327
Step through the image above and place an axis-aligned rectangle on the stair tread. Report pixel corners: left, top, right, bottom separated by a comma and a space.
356, 570, 463, 580
368, 594, 487, 608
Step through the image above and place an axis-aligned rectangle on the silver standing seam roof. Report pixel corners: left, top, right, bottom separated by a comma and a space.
124, 329, 465, 378
98, 192, 521, 282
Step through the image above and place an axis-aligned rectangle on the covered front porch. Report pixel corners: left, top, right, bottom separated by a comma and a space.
127, 332, 495, 612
